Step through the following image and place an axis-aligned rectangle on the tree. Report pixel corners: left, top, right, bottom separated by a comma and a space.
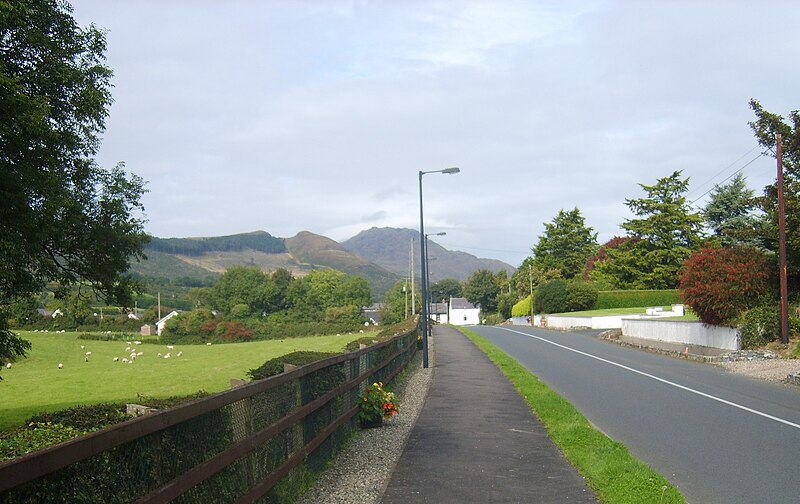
511, 257, 561, 295
532, 208, 598, 279
679, 245, 771, 326
748, 99, 800, 279
212, 266, 278, 315
463, 269, 501, 314
703, 173, 764, 248
430, 278, 463, 303
1, 1, 149, 374
594, 171, 704, 289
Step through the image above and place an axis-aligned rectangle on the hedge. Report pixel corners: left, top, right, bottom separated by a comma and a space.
512, 296, 533, 317
594, 290, 681, 310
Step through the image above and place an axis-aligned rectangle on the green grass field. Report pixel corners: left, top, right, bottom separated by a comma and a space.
553, 306, 698, 321
0, 331, 367, 431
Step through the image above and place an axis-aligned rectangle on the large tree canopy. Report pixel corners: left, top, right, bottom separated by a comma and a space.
532, 207, 598, 279
594, 171, 704, 289
1, 0, 149, 372
749, 99, 800, 280
702, 173, 764, 248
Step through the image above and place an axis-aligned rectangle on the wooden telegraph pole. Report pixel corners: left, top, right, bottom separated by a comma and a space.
776, 133, 790, 345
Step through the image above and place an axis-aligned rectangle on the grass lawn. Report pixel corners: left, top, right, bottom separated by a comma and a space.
459, 327, 685, 503
0, 331, 367, 431
553, 306, 698, 321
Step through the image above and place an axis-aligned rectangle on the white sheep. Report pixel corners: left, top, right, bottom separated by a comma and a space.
137, 352, 143, 357
80, 345, 85, 350
164, 354, 171, 359
134, 341, 142, 345
166, 345, 174, 349
157, 353, 162, 358
58, 363, 63, 369
5, 362, 11, 369
113, 357, 119, 362
85, 351, 92, 356
125, 346, 131, 352
206, 342, 212, 346
122, 358, 129, 363
176, 351, 182, 357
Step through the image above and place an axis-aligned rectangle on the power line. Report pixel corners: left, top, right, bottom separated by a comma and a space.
690, 152, 765, 207
686, 145, 760, 199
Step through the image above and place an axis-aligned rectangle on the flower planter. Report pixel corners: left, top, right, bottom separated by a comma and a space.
359, 416, 384, 429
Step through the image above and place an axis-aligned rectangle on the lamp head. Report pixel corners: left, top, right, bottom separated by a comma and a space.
442, 167, 460, 174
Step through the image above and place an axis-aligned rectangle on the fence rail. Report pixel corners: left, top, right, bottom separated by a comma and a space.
0, 328, 417, 503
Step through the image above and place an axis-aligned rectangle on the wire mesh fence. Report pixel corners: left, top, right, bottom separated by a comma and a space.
0, 328, 417, 503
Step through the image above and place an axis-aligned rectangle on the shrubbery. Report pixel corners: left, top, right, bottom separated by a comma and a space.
0, 422, 84, 462
511, 295, 532, 317
565, 282, 598, 312
26, 404, 128, 432
594, 290, 681, 310
738, 306, 779, 349
679, 245, 771, 326
535, 280, 568, 314
247, 351, 340, 381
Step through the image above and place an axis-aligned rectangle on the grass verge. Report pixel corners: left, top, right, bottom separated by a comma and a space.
458, 327, 685, 504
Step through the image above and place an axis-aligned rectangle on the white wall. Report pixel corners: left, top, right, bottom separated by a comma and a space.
622, 319, 740, 351
450, 308, 480, 326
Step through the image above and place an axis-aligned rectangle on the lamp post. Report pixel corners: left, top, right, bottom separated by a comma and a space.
419, 167, 459, 368
425, 232, 446, 337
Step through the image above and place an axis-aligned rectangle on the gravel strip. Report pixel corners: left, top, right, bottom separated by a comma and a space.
296, 341, 434, 504
717, 359, 800, 384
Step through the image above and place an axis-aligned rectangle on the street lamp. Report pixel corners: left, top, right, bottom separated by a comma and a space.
425, 232, 446, 338
419, 168, 459, 368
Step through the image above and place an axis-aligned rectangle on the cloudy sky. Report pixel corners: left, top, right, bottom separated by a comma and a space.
71, 0, 799, 267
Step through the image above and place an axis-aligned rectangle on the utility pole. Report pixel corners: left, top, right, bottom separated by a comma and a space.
777, 133, 790, 345
529, 264, 534, 326
410, 238, 416, 315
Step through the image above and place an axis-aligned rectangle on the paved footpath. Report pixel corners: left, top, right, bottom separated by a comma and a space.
381, 325, 598, 504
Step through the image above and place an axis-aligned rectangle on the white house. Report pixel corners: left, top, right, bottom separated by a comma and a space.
448, 297, 480, 326
429, 302, 449, 324
155, 310, 180, 336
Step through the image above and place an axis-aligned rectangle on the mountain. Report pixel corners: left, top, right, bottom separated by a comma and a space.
284, 231, 399, 295
342, 227, 515, 283
129, 230, 400, 298
129, 228, 515, 299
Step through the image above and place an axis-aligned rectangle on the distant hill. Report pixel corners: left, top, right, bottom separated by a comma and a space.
284, 231, 399, 296
129, 228, 514, 300
342, 227, 515, 282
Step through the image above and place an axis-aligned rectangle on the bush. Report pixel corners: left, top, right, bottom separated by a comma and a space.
594, 290, 681, 310
679, 245, 771, 326
738, 306, 779, 349
535, 280, 568, 314
512, 295, 533, 317
26, 403, 128, 432
247, 351, 340, 380
0, 422, 84, 462
214, 321, 254, 342
565, 282, 598, 312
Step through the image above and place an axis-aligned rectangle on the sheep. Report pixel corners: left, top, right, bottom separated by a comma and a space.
5, 362, 11, 369
137, 352, 143, 357
157, 353, 162, 358
166, 345, 174, 349
164, 354, 171, 359
206, 342, 212, 346
125, 346, 131, 352
359, 330, 364, 334
113, 357, 119, 362
58, 363, 63, 369
134, 341, 142, 345
85, 351, 92, 356
176, 351, 182, 357
80, 345, 85, 350
122, 358, 129, 363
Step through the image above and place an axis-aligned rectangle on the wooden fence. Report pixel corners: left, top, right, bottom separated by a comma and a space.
0, 328, 417, 503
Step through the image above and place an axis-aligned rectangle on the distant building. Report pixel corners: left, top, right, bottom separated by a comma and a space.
429, 302, 449, 324
140, 324, 153, 336
448, 297, 480, 326
361, 303, 384, 325
155, 310, 180, 335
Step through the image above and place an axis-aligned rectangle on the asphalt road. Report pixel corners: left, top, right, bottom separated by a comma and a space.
469, 325, 800, 504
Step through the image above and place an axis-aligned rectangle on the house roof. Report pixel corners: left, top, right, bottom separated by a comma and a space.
430, 302, 448, 315
450, 297, 478, 310
156, 310, 180, 326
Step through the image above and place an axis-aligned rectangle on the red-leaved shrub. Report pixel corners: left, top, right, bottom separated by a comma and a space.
215, 321, 254, 342
678, 245, 771, 326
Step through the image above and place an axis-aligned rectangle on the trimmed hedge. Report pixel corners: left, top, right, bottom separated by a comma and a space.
594, 290, 681, 310
512, 296, 532, 317
247, 351, 341, 381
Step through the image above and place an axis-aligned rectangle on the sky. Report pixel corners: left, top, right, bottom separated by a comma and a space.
70, 0, 800, 267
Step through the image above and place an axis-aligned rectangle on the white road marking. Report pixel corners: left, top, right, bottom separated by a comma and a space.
496, 327, 800, 431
